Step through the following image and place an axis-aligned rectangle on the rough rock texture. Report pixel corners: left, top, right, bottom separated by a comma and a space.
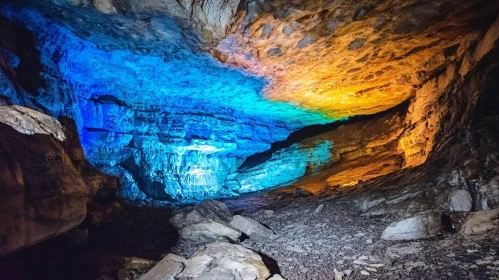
381, 214, 442, 241
50, 0, 242, 43
0, 5, 332, 202
229, 215, 273, 241
175, 242, 271, 280
0, 109, 98, 256
117, 257, 157, 280
0, 0, 498, 214
0, 105, 66, 141
218, 0, 499, 118
448, 190, 473, 212
139, 254, 185, 280
271, 13, 499, 196
179, 222, 242, 244
460, 209, 499, 236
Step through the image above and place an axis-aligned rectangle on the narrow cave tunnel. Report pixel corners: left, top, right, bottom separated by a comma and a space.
1, 0, 499, 279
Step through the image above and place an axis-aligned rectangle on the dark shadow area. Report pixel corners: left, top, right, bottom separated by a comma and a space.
259, 252, 281, 276
0, 205, 178, 280
0, 15, 46, 95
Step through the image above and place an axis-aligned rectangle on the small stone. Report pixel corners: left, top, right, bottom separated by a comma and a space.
282, 25, 294, 35
360, 270, 370, 276
366, 238, 373, 244
263, 210, 274, 218
354, 260, 368, 265
354, 8, 369, 21
261, 24, 273, 37
368, 263, 385, 268
314, 204, 324, 213
285, 245, 306, 253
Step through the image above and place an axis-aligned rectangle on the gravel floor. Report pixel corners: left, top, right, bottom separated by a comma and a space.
2, 189, 498, 280
173, 193, 499, 280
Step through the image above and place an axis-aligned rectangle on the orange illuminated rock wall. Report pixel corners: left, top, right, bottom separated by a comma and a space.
273, 14, 499, 194
216, 0, 499, 119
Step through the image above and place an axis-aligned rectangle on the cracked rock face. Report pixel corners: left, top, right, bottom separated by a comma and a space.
1, 0, 499, 205
0, 105, 66, 141
0, 118, 83, 256
218, 0, 499, 118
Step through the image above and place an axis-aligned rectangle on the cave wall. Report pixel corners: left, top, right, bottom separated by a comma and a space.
0, 4, 334, 203
1, 0, 498, 206
0, 106, 116, 257
282, 14, 499, 195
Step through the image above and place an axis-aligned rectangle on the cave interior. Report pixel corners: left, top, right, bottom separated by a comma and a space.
1, 0, 499, 279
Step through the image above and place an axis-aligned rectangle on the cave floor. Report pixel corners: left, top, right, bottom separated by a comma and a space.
2, 190, 499, 280
174, 192, 499, 280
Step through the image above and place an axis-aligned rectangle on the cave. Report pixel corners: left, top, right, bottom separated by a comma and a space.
1, 0, 499, 279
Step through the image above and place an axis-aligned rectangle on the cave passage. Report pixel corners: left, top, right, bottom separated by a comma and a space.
1, 0, 499, 279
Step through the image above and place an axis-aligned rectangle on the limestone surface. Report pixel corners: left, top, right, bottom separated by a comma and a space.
381, 214, 442, 241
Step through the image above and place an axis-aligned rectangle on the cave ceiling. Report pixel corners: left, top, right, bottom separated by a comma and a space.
1, 0, 498, 202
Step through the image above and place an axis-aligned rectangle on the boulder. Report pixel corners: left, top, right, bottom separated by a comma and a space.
171, 200, 232, 229
117, 257, 157, 280
194, 200, 233, 223
180, 221, 241, 244
230, 215, 273, 241
0, 112, 87, 256
381, 214, 442, 241
138, 254, 185, 280
173, 200, 243, 243
176, 242, 271, 280
460, 209, 499, 235
0, 105, 66, 141
448, 190, 472, 212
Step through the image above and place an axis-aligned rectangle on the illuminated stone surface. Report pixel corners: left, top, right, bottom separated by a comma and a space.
217, 0, 499, 118
1, 0, 498, 204
0, 5, 332, 202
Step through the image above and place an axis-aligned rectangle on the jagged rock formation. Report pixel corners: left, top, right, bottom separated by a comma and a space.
0, 0, 498, 204
270, 13, 499, 195
0, 106, 114, 256
172, 200, 272, 244
141, 242, 273, 280
218, 0, 499, 118
0, 4, 331, 202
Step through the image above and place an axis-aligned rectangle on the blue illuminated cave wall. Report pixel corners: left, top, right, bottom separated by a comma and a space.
0, 5, 335, 203
223, 141, 333, 195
